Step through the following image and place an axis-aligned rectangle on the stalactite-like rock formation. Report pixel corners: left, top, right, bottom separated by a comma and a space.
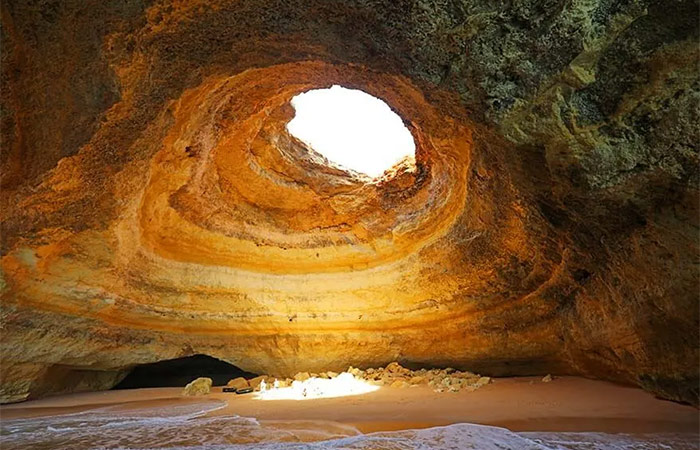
1, 0, 698, 405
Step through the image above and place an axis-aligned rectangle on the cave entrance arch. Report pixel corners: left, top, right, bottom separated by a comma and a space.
113, 355, 257, 389
287, 85, 416, 178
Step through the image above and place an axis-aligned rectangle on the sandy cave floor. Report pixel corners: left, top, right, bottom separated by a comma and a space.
0, 376, 698, 449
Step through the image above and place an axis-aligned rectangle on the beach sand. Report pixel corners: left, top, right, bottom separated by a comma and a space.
2, 376, 697, 435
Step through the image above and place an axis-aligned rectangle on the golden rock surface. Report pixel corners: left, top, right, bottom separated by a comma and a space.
1, 0, 697, 405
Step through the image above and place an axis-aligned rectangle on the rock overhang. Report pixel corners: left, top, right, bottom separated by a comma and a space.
0, 0, 697, 405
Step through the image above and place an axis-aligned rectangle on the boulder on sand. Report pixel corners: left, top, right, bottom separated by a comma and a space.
226, 377, 249, 390
249, 375, 270, 390
182, 377, 212, 396
293, 372, 310, 382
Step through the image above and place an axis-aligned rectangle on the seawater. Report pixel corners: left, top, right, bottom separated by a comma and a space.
1, 401, 697, 450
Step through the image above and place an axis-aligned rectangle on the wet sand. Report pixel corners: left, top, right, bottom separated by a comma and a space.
2, 376, 697, 435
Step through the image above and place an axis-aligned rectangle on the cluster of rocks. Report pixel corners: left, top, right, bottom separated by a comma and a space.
183, 362, 496, 396
343, 362, 493, 393
225, 375, 270, 391
251, 362, 493, 394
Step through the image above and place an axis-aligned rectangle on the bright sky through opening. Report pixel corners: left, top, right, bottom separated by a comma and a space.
287, 85, 415, 178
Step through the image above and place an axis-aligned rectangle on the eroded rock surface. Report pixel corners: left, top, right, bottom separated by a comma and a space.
1, 0, 697, 404
182, 377, 213, 396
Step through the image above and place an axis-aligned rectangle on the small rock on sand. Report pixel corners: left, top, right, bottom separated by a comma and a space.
182, 377, 212, 396
226, 377, 249, 390
349, 367, 363, 377
386, 362, 404, 373
275, 379, 291, 388
542, 374, 553, 383
476, 376, 491, 387
293, 372, 310, 382
409, 376, 425, 385
249, 375, 270, 390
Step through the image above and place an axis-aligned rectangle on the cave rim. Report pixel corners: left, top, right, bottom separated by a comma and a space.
285, 84, 418, 182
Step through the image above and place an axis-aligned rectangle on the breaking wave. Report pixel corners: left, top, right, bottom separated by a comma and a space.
1, 401, 697, 450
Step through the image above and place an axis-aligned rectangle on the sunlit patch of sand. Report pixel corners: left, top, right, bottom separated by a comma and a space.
256, 373, 379, 400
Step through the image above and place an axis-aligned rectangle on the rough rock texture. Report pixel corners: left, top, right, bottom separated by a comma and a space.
227, 377, 250, 391
0, 0, 697, 404
182, 377, 212, 396
320, 362, 493, 393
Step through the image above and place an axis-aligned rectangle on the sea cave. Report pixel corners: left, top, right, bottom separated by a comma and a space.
0, 1, 698, 448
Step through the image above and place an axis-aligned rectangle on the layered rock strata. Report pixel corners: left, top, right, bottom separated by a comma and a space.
1, 0, 697, 404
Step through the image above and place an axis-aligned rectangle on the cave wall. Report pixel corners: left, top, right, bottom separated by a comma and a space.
0, 0, 697, 405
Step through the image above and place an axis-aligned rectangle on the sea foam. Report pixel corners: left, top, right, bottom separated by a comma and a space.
1, 401, 697, 450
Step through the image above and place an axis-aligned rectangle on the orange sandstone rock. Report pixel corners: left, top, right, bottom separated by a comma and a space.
0, 0, 697, 406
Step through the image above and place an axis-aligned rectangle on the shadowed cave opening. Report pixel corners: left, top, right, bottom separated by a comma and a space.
287, 85, 416, 178
113, 355, 258, 389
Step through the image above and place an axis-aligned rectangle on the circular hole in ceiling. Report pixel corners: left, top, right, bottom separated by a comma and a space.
287, 85, 416, 178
